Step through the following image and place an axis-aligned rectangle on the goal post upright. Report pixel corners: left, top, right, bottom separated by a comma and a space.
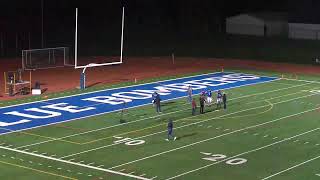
74, 6, 125, 69
120, 6, 125, 63
75, 8, 78, 68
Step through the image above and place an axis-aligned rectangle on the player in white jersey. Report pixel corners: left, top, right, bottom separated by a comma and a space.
216, 90, 223, 109
206, 89, 212, 106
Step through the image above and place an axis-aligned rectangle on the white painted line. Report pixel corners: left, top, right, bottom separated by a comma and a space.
263, 135, 269, 138
316, 174, 320, 177
16, 81, 307, 149
109, 108, 320, 170
151, 176, 158, 179
119, 169, 126, 172
140, 174, 146, 177
316, 144, 320, 146
273, 137, 278, 139
200, 152, 212, 156
304, 142, 309, 144
282, 78, 320, 84
129, 171, 135, 174
17, 109, 187, 149
168, 128, 320, 180
97, 165, 104, 167
254, 133, 259, 136
62, 96, 319, 159
87, 162, 95, 165
294, 140, 299, 143
0, 146, 151, 180
262, 153, 320, 180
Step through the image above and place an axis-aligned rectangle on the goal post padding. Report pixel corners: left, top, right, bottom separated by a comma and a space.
22, 47, 73, 70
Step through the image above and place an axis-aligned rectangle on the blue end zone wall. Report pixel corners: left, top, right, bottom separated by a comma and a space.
0, 72, 278, 135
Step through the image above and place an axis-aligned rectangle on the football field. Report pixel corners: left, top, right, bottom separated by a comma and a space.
1, 70, 320, 180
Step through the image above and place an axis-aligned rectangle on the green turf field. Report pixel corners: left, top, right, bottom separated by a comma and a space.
1, 69, 320, 180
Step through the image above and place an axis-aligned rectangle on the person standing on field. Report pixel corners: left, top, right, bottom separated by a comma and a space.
187, 85, 192, 103
199, 94, 205, 114
192, 98, 197, 115
223, 93, 227, 110
166, 119, 177, 141
155, 92, 161, 113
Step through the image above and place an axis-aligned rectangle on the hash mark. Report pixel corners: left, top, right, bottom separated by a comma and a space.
200, 152, 212, 156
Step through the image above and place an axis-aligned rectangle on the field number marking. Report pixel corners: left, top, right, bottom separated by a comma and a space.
114, 137, 145, 146
200, 152, 247, 165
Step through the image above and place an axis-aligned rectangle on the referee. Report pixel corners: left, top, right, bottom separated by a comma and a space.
223, 93, 227, 110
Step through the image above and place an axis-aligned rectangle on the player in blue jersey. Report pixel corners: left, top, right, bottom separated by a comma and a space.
166, 119, 177, 141
216, 90, 223, 109
206, 89, 212, 106
152, 91, 157, 106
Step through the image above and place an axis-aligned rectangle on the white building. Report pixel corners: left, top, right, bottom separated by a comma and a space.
289, 23, 320, 40
226, 12, 288, 37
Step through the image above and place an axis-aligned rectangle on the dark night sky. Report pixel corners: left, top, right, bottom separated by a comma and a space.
3, 0, 320, 52
0, 0, 289, 32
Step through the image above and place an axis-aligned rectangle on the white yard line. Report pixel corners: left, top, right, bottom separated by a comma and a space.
17, 82, 310, 149
16, 109, 186, 149
261, 155, 320, 180
108, 106, 320, 170
61, 93, 318, 159
282, 78, 320, 84
167, 128, 320, 180
0, 146, 151, 180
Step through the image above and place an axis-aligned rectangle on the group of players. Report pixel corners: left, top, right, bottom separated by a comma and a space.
200, 89, 226, 109
165, 86, 227, 141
